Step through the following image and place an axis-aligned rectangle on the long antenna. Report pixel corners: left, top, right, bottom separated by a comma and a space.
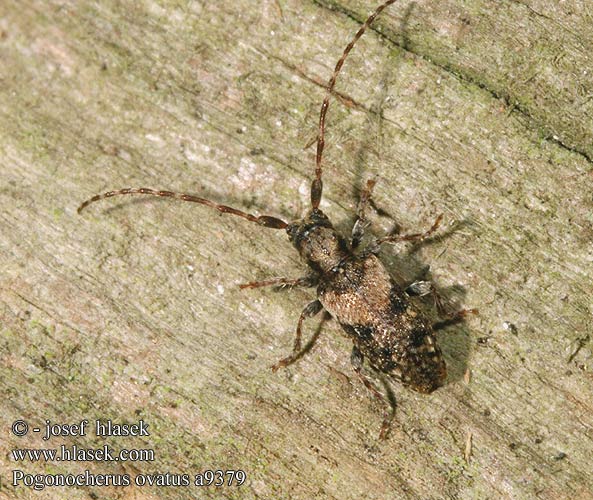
311, 0, 397, 209
78, 188, 288, 229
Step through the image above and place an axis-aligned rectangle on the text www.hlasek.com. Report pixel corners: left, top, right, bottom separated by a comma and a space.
12, 444, 154, 462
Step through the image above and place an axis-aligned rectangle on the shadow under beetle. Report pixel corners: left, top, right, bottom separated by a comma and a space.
79, 0, 473, 439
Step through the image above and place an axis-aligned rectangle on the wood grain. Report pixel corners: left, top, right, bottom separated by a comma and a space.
1, 1, 592, 498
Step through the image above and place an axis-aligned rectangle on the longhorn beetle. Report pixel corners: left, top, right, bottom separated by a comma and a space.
79, 0, 473, 439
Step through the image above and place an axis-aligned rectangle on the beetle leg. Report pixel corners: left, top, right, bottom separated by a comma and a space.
351, 178, 376, 249
239, 274, 318, 290
433, 308, 478, 331
376, 214, 443, 246
272, 300, 324, 371
351, 345, 396, 440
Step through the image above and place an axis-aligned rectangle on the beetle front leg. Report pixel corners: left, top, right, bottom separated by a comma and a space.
271, 300, 324, 371
351, 178, 376, 249
239, 274, 318, 290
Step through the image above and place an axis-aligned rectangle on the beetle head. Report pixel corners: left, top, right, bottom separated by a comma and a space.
287, 209, 349, 273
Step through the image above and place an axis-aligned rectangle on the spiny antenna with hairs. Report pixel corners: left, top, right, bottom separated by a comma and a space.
311, 0, 397, 210
77, 187, 287, 229
78, 0, 398, 221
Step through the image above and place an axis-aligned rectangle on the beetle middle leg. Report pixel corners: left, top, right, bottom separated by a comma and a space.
351, 345, 396, 439
406, 278, 478, 328
272, 300, 324, 372
406, 279, 447, 316
361, 213, 444, 257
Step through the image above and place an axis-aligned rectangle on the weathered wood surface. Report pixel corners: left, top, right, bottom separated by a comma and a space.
1, 0, 592, 498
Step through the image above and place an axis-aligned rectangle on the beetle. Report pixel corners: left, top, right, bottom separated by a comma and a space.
79, 0, 472, 438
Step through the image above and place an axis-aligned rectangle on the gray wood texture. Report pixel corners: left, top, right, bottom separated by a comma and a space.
1, 0, 592, 498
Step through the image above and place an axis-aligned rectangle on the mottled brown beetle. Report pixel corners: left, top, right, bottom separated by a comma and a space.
79, 0, 473, 439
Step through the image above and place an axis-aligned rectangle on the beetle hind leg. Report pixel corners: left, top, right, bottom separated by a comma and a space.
433, 308, 478, 331
351, 346, 396, 440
